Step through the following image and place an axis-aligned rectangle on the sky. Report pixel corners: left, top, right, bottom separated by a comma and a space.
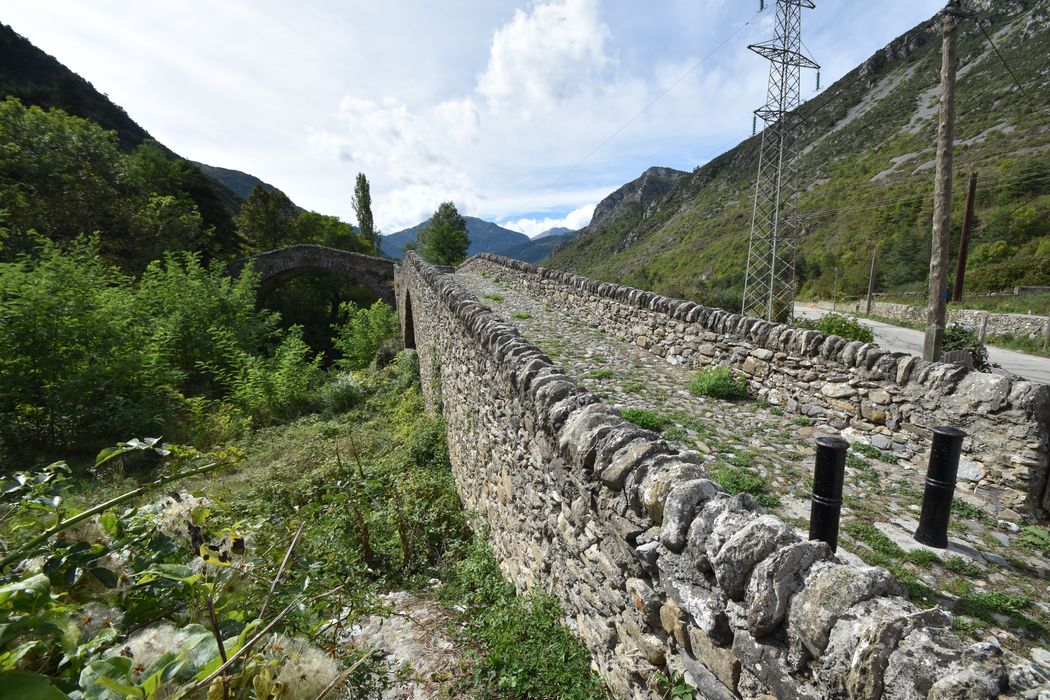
4, 0, 946, 237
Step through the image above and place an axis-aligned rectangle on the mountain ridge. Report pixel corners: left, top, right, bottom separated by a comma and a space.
546, 1, 1050, 306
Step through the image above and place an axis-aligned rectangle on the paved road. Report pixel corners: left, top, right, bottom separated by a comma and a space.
794, 304, 1050, 386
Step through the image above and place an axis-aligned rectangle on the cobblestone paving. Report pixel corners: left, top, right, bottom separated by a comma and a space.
454, 268, 1050, 658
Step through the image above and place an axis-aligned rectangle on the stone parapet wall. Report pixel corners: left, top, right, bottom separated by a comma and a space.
461, 254, 1050, 520
811, 299, 1050, 341
395, 252, 1048, 699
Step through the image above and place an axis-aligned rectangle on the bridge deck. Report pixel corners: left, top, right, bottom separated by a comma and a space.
453, 267, 1050, 654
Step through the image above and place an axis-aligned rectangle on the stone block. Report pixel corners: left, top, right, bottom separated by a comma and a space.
787, 564, 904, 658
688, 626, 741, 691
660, 479, 722, 553
639, 460, 707, 524
711, 515, 797, 601
745, 540, 831, 637
601, 439, 663, 490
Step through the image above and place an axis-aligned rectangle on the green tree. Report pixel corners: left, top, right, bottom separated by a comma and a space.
293, 211, 369, 252
352, 172, 378, 253
417, 201, 469, 265
234, 184, 296, 251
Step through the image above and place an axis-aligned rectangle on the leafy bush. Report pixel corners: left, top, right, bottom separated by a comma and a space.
800, 313, 876, 344
332, 300, 400, 371
0, 238, 330, 457
942, 324, 992, 372
687, 365, 750, 400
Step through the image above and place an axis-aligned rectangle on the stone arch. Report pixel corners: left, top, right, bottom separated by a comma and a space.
402, 292, 417, 349
228, 244, 397, 307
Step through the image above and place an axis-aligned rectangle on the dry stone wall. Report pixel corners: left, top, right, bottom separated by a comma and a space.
812, 299, 1050, 341
463, 254, 1050, 520
395, 252, 1049, 699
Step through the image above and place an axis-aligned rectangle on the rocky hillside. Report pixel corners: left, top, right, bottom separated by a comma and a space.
546, 1, 1050, 309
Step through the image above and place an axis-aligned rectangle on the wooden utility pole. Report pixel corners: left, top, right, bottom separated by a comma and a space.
924, 0, 962, 362
865, 245, 878, 315
952, 172, 979, 302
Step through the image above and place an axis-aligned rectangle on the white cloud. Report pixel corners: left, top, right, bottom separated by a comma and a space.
1, 0, 950, 234
477, 0, 611, 113
501, 203, 596, 238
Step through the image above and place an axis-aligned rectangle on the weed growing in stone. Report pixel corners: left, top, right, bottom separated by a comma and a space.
620, 408, 671, 432
482, 293, 505, 303
951, 499, 994, 525
852, 442, 896, 463
1019, 525, 1050, 556
622, 380, 647, 394
687, 366, 749, 401
792, 417, 814, 427
945, 555, 983, 576
512, 311, 532, 320
587, 369, 614, 380
710, 465, 780, 508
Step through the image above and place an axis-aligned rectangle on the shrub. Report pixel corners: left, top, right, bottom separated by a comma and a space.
942, 324, 992, 371
687, 365, 750, 400
802, 313, 876, 344
332, 300, 400, 371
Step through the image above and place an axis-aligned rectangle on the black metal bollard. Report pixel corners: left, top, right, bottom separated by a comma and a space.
809, 437, 848, 552
914, 426, 967, 548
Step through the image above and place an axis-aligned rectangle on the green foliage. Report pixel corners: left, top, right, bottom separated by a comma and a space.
587, 369, 614, 380
234, 184, 296, 251
511, 311, 531, 319
441, 537, 607, 699
0, 98, 236, 268
710, 465, 780, 508
800, 313, 876, 344
417, 202, 470, 266
844, 521, 904, 558
483, 293, 505, 302
852, 443, 896, 463
619, 409, 670, 432
944, 555, 983, 577
687, 365, 749, 401
0, 239, 327, 457
332, 300, 400, 371
1018, 526, 1050, 557
352, 172, 378, 253
941, 324, 992, 371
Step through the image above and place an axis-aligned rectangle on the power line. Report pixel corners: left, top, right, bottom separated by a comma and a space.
521, 5, 772, 214
972, 11, 1050, 130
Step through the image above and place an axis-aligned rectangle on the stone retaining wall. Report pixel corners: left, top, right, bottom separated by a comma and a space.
462, 254, 1050, 520
812, 299, 1050, 341
395, 252, 1048, 699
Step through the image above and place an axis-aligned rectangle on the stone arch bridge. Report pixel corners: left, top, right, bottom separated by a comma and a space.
228, 244, 396, 305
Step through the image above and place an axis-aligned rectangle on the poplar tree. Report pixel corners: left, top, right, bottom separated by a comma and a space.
352, 172, 378, 253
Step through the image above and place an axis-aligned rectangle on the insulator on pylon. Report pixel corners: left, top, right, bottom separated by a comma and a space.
752, 115, 757, 135
816, 70, 821, 91
760, 0, 765, 11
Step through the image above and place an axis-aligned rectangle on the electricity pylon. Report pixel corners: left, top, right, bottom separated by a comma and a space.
742, 0, 819, 323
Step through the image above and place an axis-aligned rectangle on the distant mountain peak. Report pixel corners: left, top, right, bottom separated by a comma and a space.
587, 166, 687, 232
